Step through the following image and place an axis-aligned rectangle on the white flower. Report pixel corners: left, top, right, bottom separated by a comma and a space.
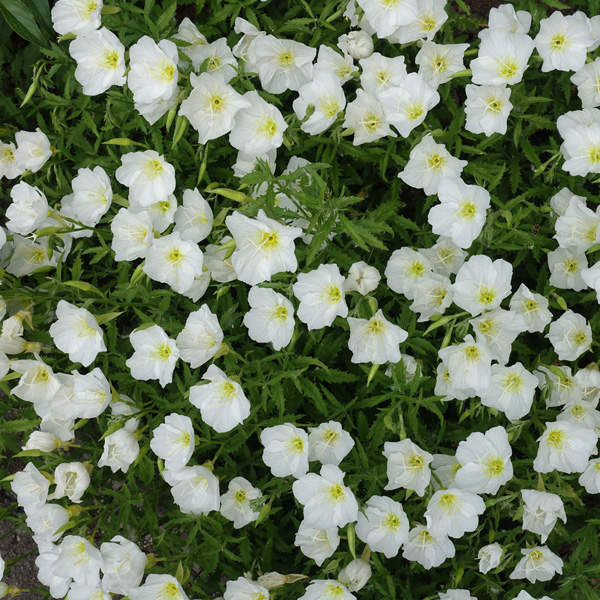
127, 36, 178, 104
355, 495, 409, 558
383, 438, 433, 496
163, 466, 220, 516
355, 0, 418, 38
431, 454, 461, 489
402, 525, 455, 569
232, 18, 265, 70
555, 196, 600, 250
110, 208, 154, 261
229, 91, 287, 156
143, 232, 204, 294
13, 129, 52, 173
129, 575, 189, 600
345, 261, 380, 294
548, 247, 588, 291
452, 254, 513, 316
51, 0, 102, 36
126, 325, 180, 387
219, 477, 261, 528
225, 209, 302, 286
338, 30, 374, 60
478, 542, 503, 574
189, 365, 250, 433
464, 84, 513, 136
188, 37, 237, 80
347, 310, 408, 364
421, 236, 467, 276
399, 135, 468, 196
293, 264, 348, 330
132, 195, 177, 234
51, 536, 102, 587
260, 423, 309, 478
509, 284, 553, 333
70, 166, 112, 227
115, 150, 176, 207
438, 335, 492, 394
243, 287, 295, 351
558, 399, 600, 429
579, 458, 600, 493
521, 490, 566, 543
546, 310, 591, 361
49, 300, 105, 367
387, 0, 448, 44
10, 463, 50, 515
6, 235, 58, 277
204, 237, 238, 282
535, 12, 593, 73
224, 577, 269, 600
425, 488, 485, 538
454, 426, 513, 494
11, 356, 62, 404
509, 546, 563, 583
379, 73, 440, 138
100, 536, 146, 595
0, 141, 22, 179
438, 590, 477, 600
488, 4, 531, 34
479, 363, 538, 421
471, 30, 534, 85
134, 89, 178, 125
69, 28, 126, 95
384, 247, 433, 300
295, 521, 340, 566
98, 429, 140, 474
179, 73, 251, 145
470, 308, 524, 365
359, 52, 407, 98
342, 89, 396, 146
176, 306, 223, 369
561, 123, 600, 176
572, 58, 600, 108
338, 559, 371, 593
22, 431, 60, 453
415, 41, 470, 88
308, 421, 355, 466
51, 462, 91, 504
250, 35, 315, 94
36, 543, 72, 598
533, 420, 598, 474
150, 413, 195, 471
26, 503, 69, 544
314, 45, 354, 84
6, 182, 48, 235
535, 365, 581, 408
174, 17, 207, 65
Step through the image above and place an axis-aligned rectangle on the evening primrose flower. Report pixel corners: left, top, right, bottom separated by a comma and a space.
11, 356, 62, 404
70, 166, 112, 227
314, 45, 355, 84
425, 488, 485, 538
308, 421, 355, 466
546, 310, 592, 361
100, 536, 146, 595
421, 236, 467, 276
150, 413, 195, 471
571, 58, 600, 108
110, 208, 154, 261
338, 30, 374, 60
163, 466, 220, 516
232, 17, 265, 71
355, 0, 419, 38
509, 546, 563, 583
410, 273, 453, 322
129, 574, 189, 600
561, 123, 600, 176
295, 520, 340, 566
383, 438, 433, 496
51, 535, 102, 587
470, 308, 524, 365
51, 0, 102, 36
579, 458, 600, 493
224, 578, 269, 600
189, 37, 238, 81
174, 17, 207, 65
347, 310, 408, 364
402, 525, 455, 569
554, 196, 600, 251
547, 247, 588, 291
438, 335, 492, 393
385, 247, 434, 300
359, 52, 407, 98
68, 366, 111, 419
489, 4, 531, 34
14, 128, 52, 173
6, 182, 48, 235
415, 41, 470, 88
260, 423, 309, 478
509, 284, 553, 333
126, 324, 180, 388
464, 84, 513, 136
521, 490, 566, 543
69, 28, 126, 95
478, 542, 503, 574
345, 261, 381, 295
0, 141, 22, 179
10, 462, 50, 515
176, 306, 223, 369
338, 559, 371, 593
189, 365, 250, 433
343, 89, 396, 146
219, 477, 262, 529
355, 495, 409, 558
51, 462, 91, 504
98, 428, 140, 474
26, 503, 69, 545
387, 0, 448, 44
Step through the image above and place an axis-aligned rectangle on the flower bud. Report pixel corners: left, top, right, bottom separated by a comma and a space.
338, 559, 372, 592
339, 31, 374, 60
22, 431, 60, 453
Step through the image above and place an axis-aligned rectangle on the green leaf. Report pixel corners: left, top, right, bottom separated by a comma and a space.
0, 0, 48, 46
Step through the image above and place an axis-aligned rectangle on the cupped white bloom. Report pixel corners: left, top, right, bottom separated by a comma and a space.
10, 462, 50, 515
98, 428, 140, 474
338, 559, 371, 593
582, 262, 600, 304
22, 431, 61, 453
452, 254, 513, 316
232, 18, 265, 70
345, 261, 380, 295
129, 574, 189, 600
550, 186, 587, 216
36, 542, 72, 598
6, 235, 58, 277
69, 367, 111, 419
13, 129, 52, 173
546, 310, 591, 361
176, 306, 223, 368
454, 426, 513, 494
308, 421, 355, 466
189, 365, 250, 433
69, 165, 112, 228
224, 577, 270, 600
535, 365, 581, 408
51, 0, 101, 35
575, 367, 600, 403
150, 413, 195, 471
535, 12, 593, 73
293, 71, 346, 135
51, 462, 91, 504
260, 423, 309, 478
11, 356, 62, 404
479, 363, 538, 421
69, 28, 126, 95
6, 182, 48, 235
143, 232, 204, 294
295, 520, 340, 566
470, 308, 524, 365
163, 466, 220, 516
110, 208, 154, 261
561, 123, 600, 176
314, 45, 355, 84
130, 194, 177, 234
243, 287, 295, 351
126, 324, 180, 388
359, 52, 407, 98
402, 525, 455, 569
355, 0, 419, 38
338, 30, 374, 60
385, 247, 433, 300
189, 37, 238, 80
229, 91, 287, 156
26, 503, 70, 544
342, 89, 396, 146
415, 42, 470, 88
471, 30, 534, 85
115, 150, 176, 207
425, 488, 485, 539
0, 141, 22, 179
383, 438, 433, 496
572, 58, 600, 108
489, 4, 531, 34
174, 17, 207, 65
179, 73, 251, 145
100, 535, 146, 595
558, 399, 600, 429
127, 36, 178, 104
478, 542, 503, 574
438, 335, 492, 394
548, 247, 588, 291
250, 35, 315, 94
347, 309, 408, 364
387, 0, 448, 44
134, 89, 179, 125
437, 359, 471, 401
509, 283, 552, 333
226, 209, 302, 286
204, 237, 238, 282
438, 590, 477, 600
464, 84, 513, 136
49, 300, 105, 367
51, 535, 102, 587
220, 476, 261, 529
355, 495, 408, 559
379, 73, 440, 138
521, 490, 566, 543
431, 454, 461, 489
579, 458, 600, 493
421, 236, 466, 276
509, 546, 563, 584
399, 134, 468, 196
533, 420, 598, 474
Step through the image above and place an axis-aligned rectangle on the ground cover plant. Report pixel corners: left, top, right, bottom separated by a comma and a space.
1, 0, 600, 599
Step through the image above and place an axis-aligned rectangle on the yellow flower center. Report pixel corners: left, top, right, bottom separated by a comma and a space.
483, 455, 505, 477
325, 584, 345, 600
160, 582, 181, 600
207, 56, 222, 71
33, 366, 51, 385
406, 102, 425, 121
323, 428, 339, 445
497, 56, 519, 79
523, 298, 539, 314
438, 492, 461, 513
219, 381, 237, 401
457, 199, 477, 220
485, 97, 502, 113
382, 513, 401, 531
476, 286, 497, 305
288, 436, 305, 454
29, 248, 48, 264
503, 372, 524, 394
417, 530, 434, 544
426, 152, 446, 171
270, 305, 288, 322
361, 111, 382, 133
407, 260, 426, 278
71, 540, 90, 565
463, 344, 482, 362
258, 116, 278, 138
432, 56, 448, 73
234, 489, 247, 503
101, 49, 120, 70
546, 429, 565, 450
586, 145, 600, 164
154, 342, 172, 361
571, 330, 588, 346
319, 96, 341, 119
277, 50, 295, 67
421, 15, 438, 31
550, 32, 570, 52
77, 0, 98, 19
407, 452, 425, 469
76, 317, 97, 338
143, 158, 164, 178
528, 549, 544, 564
208, 93, 226, 113
327, 483, 345, 502
257, 230, 280, 251
324, 284, 342, 305
151, 60, 175, 84
166, 248, 184, 265
365, 319, 385, 335
376, 70, 391, 86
